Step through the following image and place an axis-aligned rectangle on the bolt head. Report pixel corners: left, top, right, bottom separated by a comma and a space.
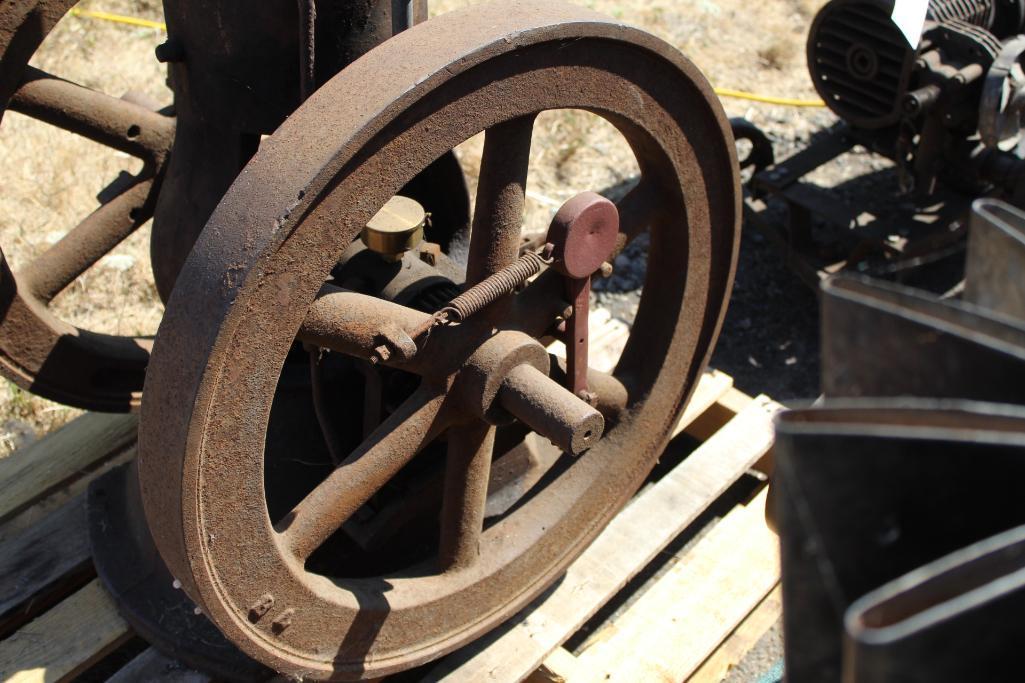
155, 40, 185, 63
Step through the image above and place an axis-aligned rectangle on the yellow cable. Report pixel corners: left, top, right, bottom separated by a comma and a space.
714, 87, 825, 107
69, 7, 166, 32
66, 9, 828, 109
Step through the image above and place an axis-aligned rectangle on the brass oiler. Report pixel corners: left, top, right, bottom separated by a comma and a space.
361, 196, 428, 262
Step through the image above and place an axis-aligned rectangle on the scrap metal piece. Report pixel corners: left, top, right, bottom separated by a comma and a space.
845, 525, 1025, 682
781, 199, 1025, 683
965, 197, 1025, 318
776, 402, 1025, 683
820, 274, 1025, 401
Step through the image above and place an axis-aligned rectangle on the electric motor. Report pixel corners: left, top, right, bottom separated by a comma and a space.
808, 0, 1025, 129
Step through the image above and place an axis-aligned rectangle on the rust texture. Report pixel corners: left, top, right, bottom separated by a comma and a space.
136, 0, 740, 679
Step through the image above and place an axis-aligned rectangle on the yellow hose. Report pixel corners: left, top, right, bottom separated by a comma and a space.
714, 87, 825, 107
66, 8, 828, 109
69, 7, 166, 32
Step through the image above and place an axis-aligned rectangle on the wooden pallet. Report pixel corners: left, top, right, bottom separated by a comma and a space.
0, 367, 781, 683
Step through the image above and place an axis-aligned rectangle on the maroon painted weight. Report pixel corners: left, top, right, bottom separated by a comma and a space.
546, 192, 621, 399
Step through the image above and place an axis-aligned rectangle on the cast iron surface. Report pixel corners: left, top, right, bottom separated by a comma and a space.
0, 0, 174, 411
151, 0, 470, 302
137, 1, 740, 679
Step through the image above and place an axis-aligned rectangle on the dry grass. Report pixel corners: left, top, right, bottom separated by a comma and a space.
0, 0, 826, 454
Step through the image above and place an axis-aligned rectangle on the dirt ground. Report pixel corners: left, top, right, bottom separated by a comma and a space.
0, 0, 837, 453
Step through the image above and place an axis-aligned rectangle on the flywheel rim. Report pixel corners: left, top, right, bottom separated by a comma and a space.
138, 1, 739, 679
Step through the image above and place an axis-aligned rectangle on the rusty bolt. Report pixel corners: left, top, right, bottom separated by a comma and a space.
371, 344, 392, 364
155, 39, 185, 63
377, 323, 418, 363
271, 608, 295, 635
577, 390, 599, 406
248, 594, 275, 623
419, 242, 442, 266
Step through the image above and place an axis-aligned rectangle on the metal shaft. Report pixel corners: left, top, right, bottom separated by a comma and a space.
500, 364, 604, 455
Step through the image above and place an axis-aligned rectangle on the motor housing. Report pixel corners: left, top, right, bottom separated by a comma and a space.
808, 0, 1025, 129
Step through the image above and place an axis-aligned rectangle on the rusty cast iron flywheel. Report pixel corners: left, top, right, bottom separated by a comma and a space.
138, 1, 740, 679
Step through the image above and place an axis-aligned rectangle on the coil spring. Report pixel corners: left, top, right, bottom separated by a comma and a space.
436, 250, 549, 324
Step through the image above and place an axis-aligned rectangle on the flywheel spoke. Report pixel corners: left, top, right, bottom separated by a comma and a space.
276, 384, 452, 561
10, 66, 174, 162
466, 115, 536, 285
22, 175, 156, 302
438, 420, 496, 571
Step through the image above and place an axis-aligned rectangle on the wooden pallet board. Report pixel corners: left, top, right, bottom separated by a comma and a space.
0, 579, 131, 682
430, 393, 781, 682
0, 367, 782, 682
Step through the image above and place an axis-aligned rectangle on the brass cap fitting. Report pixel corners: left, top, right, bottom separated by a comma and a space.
361, 196, 427, 262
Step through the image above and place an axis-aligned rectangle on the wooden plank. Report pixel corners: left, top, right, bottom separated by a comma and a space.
429, 395, 782, 682
569, 488, 779, 682
0, 495, 91, 636
0, 413, 137, 524
688, 585, 782, 683
673, 370, 734, 439
0, 447, 135, 545
107, 648, 212, 683
684, 387, 754, 443
0, 579, 131, 682
525, 647, 578, 683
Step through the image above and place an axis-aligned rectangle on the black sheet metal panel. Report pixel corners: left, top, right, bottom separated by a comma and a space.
820, 274, 1025, 400
775, 402, 1025, 682
844, 524, 1025, 682
966, 198, 1025, 320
